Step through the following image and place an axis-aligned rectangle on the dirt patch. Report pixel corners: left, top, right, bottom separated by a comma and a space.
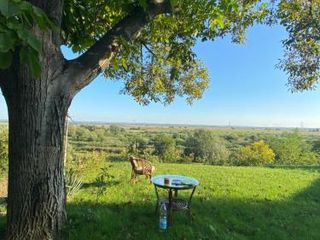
0, 180, 7, 198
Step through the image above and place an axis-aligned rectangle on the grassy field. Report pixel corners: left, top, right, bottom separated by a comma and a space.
1, 163, 320, 239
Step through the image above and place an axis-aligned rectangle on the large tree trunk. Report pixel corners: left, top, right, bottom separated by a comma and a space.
0, 1, 70, 238
1, 30, 72, 239
0, 1, 170, 239
3, 73, 71, 240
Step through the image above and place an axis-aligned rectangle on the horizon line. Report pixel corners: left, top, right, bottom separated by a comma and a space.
0, 119, 319, 130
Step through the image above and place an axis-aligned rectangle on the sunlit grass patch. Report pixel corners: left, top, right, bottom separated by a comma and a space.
65, 162, 320, 240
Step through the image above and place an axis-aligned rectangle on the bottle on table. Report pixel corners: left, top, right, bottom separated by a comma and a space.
159, 202, 167, 232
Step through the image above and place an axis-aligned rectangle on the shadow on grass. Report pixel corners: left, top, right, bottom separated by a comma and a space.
268, 165, 320, 172
81, 180, 120, 189
64, 178, 320, 240
108, 155, 127, 162
0, 216, 5, 240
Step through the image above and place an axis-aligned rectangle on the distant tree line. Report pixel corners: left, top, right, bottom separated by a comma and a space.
1, 124, 320, 171
66, 125, 320, 167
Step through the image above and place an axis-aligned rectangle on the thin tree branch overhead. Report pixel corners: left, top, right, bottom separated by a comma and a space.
67, 0, 171, 94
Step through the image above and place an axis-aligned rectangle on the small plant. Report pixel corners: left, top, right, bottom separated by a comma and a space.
94, 164, 114, 201
65, 168, 83, 197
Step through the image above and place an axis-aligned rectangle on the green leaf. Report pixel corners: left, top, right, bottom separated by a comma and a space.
0, 30, 16, 52
20, 47, 41, 77
18, 0, 32, 12
16, 28, 41, 52
214, 15, 225, 29
170, 0, 178, 8
121, 58, 128, 71
0, 0, 19, 17
0, 0, 8, 16
31, 5, 53, 30
0, 51, 12, 69
138, 0, 147, 10
26, 32, 41, 53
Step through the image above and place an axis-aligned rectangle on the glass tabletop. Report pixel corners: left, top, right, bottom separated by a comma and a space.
151, 175, 199, 189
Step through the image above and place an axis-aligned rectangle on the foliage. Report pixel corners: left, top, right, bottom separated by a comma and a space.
235, 140, 275, 166
184, 129, 230, 165
269, 132, 319, 165
153, 134, 178, 162
127, 135, 148, 156
277, 0, 320, 91
0, 0, 54, 75
104, 0, 269, 104
64, 124, 320, 167
108, 125, 126, 135
92, 165, 115, 201
67, 148, 109, 172
65, 168, 83, 197
0, 129, 8, 173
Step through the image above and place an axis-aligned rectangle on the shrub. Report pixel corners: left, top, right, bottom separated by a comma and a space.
184, 129, 230, 165
269, 132, 319, 165
93, 165, 114, 200
236, 140, 275, 166
108, 125, 126, 135
128, 136, 148, 155
153, 134, 179, 162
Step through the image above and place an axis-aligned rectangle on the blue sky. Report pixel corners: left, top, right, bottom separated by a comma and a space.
1, 24, 320, 127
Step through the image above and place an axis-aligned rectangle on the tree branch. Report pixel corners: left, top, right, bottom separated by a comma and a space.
142, 43, 157, 57
66, 0, 171, 94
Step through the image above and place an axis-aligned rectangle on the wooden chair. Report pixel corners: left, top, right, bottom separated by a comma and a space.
129, 156, 155, 183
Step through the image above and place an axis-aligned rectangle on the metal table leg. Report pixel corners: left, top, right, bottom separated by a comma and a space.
154, 185, 160, 215
187, 186, 197, 222
168, 188, 173, 226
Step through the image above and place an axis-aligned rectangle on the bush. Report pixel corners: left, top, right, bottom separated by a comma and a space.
184, 129, 230, 165
269, 132, 319, 165
153, 134, 179, 162
235, 140, 275, 166
128, 136, 148, 155
108, 125, 126, 135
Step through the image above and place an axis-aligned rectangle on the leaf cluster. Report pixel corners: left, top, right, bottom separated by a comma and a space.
269, 132, 319, 165
0, 0, 54, 76
277, 0, 320, 91
184, 129, 229, 164
236, 140, 275, 166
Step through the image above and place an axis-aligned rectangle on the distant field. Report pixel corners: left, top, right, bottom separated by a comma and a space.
64, 124, 320, 166
12, 162, 317, 240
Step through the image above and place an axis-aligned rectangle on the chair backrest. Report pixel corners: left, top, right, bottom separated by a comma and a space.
129, 156, 139, 169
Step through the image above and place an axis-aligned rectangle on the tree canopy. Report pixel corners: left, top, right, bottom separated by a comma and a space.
1, 0, 318, 105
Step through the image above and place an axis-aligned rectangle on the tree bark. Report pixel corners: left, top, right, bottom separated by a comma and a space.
3, 73, 71, 240
1, 29, 72, 239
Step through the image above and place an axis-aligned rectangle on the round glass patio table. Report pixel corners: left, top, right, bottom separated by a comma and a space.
151, 175, 199, 226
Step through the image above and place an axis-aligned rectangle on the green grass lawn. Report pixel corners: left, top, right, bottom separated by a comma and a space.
65, 163, 320, 240
1, 163, 320, 239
